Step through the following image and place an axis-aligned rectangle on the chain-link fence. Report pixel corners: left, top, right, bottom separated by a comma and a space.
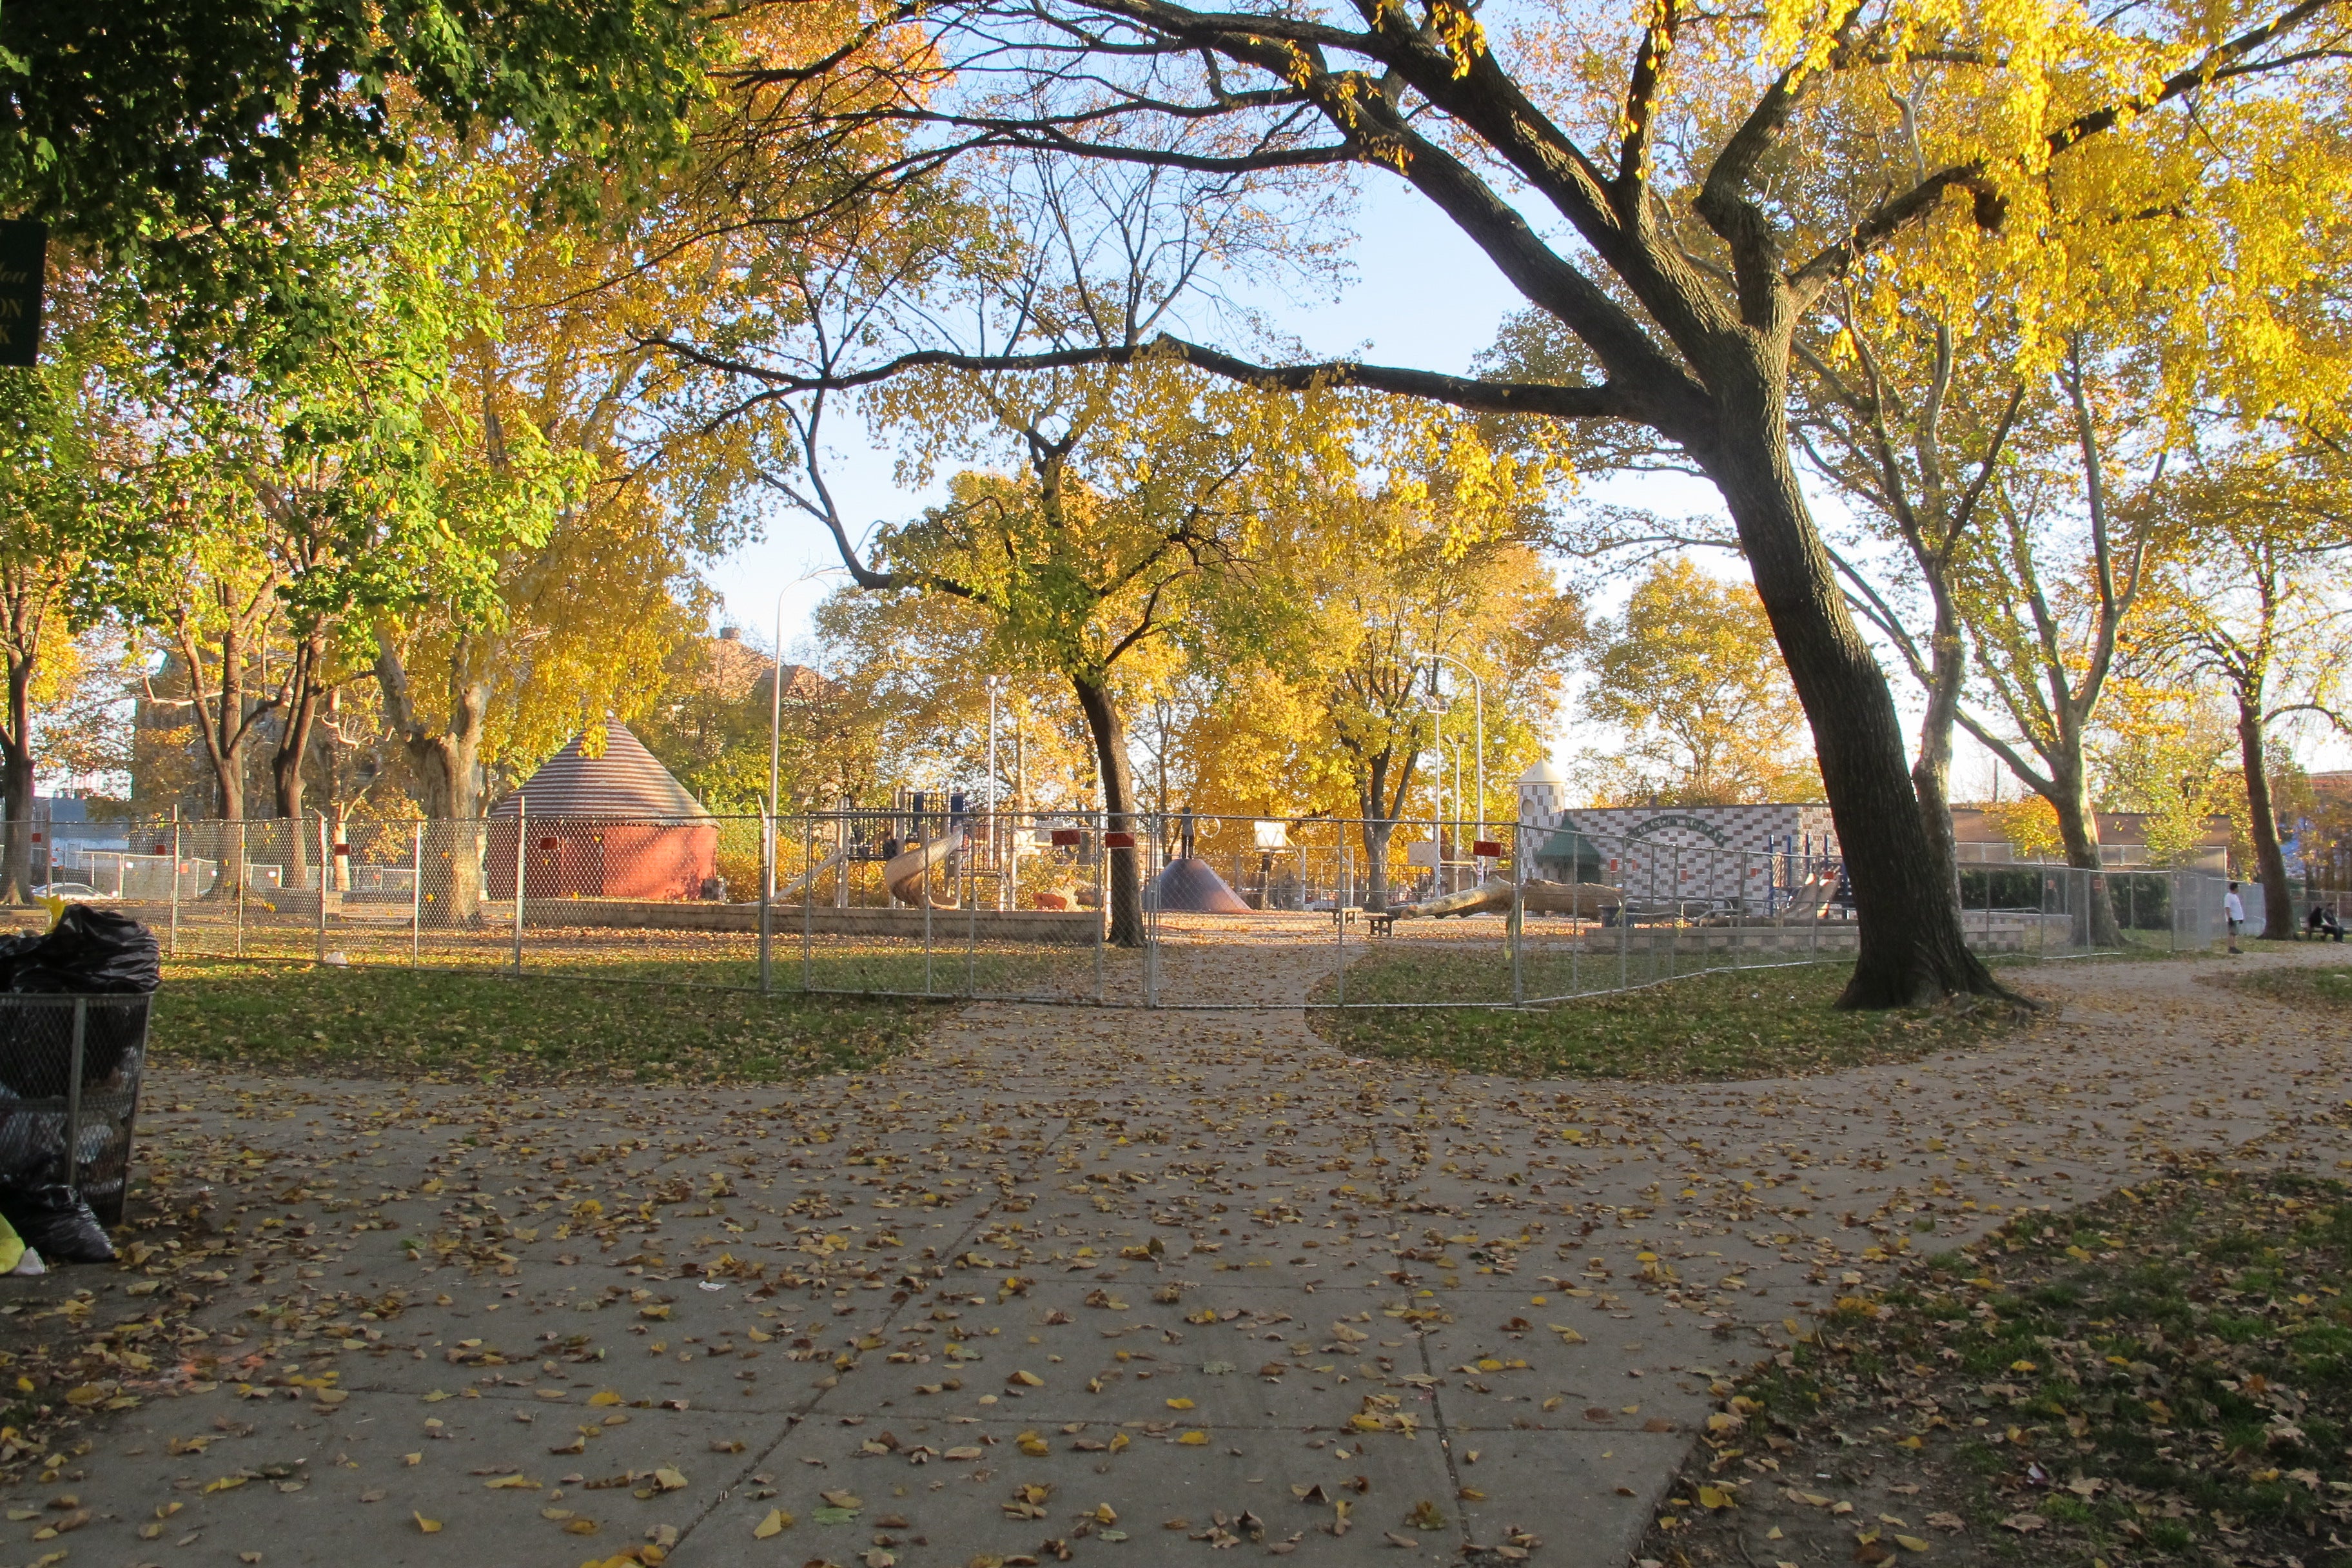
3, 811, 2241, 1009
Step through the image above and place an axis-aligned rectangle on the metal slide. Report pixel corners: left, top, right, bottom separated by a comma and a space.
775, 848, 846, 902
884, 830, 965, 908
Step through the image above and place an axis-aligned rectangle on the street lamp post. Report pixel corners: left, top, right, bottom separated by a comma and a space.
1417, 652, 1486, 848
767, 590, 794, 897
986, 676, 1003, 909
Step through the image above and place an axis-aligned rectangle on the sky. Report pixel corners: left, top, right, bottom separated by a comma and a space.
695, 174, 2349, 794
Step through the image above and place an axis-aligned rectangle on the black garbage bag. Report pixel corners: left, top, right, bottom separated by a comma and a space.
0, 908, 159, 1097
0, 906, 161, 994
0, 1181, 115, 1264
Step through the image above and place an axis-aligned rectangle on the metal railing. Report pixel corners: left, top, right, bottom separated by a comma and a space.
1, 811, 2242, 1012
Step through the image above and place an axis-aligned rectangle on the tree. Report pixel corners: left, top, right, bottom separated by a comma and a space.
2144, 447, 2351, 937
1943, 345, 2163, 908
2084, 676, 2234, 869
1579, 557, 1817, 807
810, 589, 1097, 812
1278, 491, 1576, 910
0, 0, 707, 302
827, 358, 1331, 944
696, 0, 2352, 1003
0, 274, 117, 898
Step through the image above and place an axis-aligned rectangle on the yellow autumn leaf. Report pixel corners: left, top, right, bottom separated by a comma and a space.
587, 1390, 623, 1407
1697, 1484, 1736, 1510
413, 1512, 442, 1534
485, 1473, 537, 1489
1010, 1369, 1044, 1387
1165, 1398, 1195, 1410
753, 1508, 790, 1538
1896, 1534, 1931, 1552
1177, 1431, 1209, 1446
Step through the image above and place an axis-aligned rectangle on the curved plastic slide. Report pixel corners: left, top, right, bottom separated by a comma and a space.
885, 830, 965, 908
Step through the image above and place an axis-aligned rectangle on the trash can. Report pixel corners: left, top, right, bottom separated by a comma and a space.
0, 991, 152, 1228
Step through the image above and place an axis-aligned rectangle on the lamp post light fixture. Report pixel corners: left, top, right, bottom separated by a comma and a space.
1416, 652, 1486, 847
986, 676, 1004, 909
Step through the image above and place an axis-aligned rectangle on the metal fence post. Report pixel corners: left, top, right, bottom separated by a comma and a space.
1511, 866, 1524, 1007
1669, 843, 1681, 980
235, 821, 248, 957
1619, 865, 1630, 990
923, 837, 934, 997
411, 823, 424, 966
1093, 814, 1106, 1004
966, 818, 979, 998
511, 798, 527, 974
315, 814, 329, 963
2038, 868, 2048, 961
168, 818, 181, 958
1142, 811, 1158, 1010
758, 811, 774, 997
64, 998, 84, 1202
1335, 834, 1348, 1011
803, 814, 816, 993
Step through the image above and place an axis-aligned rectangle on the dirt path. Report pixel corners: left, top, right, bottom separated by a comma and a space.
1, 947, 2344, 1568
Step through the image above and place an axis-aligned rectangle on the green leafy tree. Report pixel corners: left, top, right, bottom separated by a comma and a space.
0, 0, 707, 302
1578, 557, 1817, 807
709, 0, 2348, 1005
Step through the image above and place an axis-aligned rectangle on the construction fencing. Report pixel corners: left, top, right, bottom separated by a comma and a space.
8, 811, 2241, 1010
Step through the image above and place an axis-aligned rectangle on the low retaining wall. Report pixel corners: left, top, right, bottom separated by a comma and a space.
1572, 912, 2096, 954
507, 898, 1101, 945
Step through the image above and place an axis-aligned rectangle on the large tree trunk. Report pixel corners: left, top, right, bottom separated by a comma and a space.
375, 631, 490, 921
1699, 395, 1999, 1008
2046, 763, 2124, 948
271, 630, 329, 891
1357, 750, 1396, 912
0, 659, 32, 904
1360, 816, 1396, 912
1071, 674, 1143, 947
1912, 593, 1966, 914
2237, 696, 2295, 941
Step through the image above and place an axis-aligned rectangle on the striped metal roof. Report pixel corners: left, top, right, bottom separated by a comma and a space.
489, 721, 712, 821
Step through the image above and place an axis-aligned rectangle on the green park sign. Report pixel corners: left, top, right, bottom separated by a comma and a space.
0, 221, 46, 366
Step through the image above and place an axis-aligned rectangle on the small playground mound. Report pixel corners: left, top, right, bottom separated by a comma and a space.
1145, 856, 1253, 914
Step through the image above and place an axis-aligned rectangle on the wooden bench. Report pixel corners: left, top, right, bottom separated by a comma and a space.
1365, 911, 1396, 936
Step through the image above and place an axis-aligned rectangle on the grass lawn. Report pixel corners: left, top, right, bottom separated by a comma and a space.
148, 957, 939, 1084
2216, 956, 2352, 1015
1638, 1169, 2352, 1568
1306, 957, 2023, 1081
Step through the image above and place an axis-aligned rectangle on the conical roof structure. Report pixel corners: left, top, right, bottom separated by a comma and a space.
1145, 856, 1253, 914
490, 722, 711, 820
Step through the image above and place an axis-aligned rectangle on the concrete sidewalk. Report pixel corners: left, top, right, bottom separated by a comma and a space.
2, 947, 2347, 1568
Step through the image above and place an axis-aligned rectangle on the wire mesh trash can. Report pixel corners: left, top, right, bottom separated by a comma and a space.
0, 994, 152, 1229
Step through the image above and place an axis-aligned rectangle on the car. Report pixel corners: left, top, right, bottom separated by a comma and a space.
30, 882, 103, 902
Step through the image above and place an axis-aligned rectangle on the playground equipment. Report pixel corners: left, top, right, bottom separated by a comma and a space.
884, 830, 965, 908
774, 847, 846, 902
1144, 856, 1252, 914
1393, 877, 1624, 920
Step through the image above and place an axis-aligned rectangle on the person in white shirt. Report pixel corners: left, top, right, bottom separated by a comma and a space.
2222, 880, 2246, 954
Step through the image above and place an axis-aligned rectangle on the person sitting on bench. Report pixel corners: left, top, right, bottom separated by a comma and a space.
2311, 901, 2347, 943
